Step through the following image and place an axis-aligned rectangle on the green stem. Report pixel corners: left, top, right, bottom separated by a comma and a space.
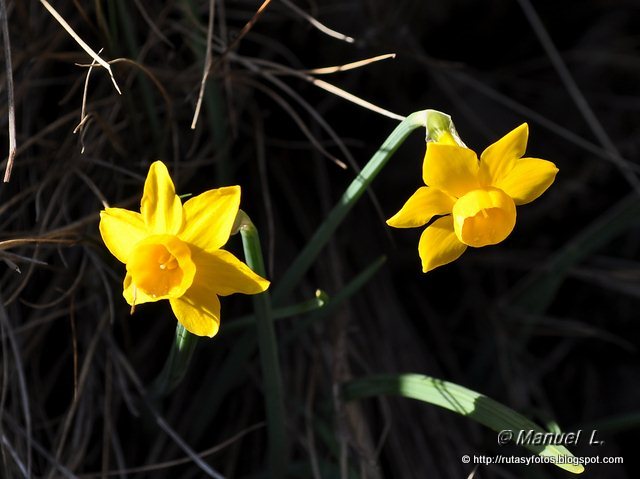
223, 291, 328, 334
272, 110, 452, 304
238, 211, 287, 478
150, 323, 198, 398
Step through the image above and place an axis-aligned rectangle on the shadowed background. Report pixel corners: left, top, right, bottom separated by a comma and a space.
0, 0, 638, 477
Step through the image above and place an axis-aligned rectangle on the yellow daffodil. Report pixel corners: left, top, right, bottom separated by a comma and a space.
99, 161, 270, 337
387, 123, 558, 272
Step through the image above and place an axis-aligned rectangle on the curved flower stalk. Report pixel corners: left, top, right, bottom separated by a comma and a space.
99, 161, 270, 337
387, 124, 558, 272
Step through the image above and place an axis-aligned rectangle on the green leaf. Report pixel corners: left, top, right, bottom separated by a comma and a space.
342, 373, 584, 474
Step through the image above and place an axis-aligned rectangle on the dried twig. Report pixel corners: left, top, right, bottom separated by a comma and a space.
243, 77, 347, 169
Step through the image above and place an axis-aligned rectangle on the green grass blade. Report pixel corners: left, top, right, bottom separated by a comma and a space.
223, 291, 328, 334
239, 212, 287, 478
272, 110, 434, 304
282, 256, 387, 344
313, 256, 386, 320
342, 373, 584, 474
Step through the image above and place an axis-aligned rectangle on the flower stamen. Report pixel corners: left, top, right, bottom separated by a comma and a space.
158, 254, 178, 271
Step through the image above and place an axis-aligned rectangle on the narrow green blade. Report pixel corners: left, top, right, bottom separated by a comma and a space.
239, 212, 287, 478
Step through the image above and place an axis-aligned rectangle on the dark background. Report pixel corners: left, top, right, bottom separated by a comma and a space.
0, 0, 638, 477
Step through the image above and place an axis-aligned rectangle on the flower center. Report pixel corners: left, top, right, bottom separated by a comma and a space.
126, 235, 196, 299
452, 187, 516, 247
157, 250, 179, 271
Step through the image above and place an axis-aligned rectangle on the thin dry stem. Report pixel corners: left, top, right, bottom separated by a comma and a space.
69, 303, 78, 402
280, 0, 354, 43
73, 49, 102, 152
0, 238, 76, 251
242, 56, 405, 120
190, 0, 216, 130
242, 77, 348, 169
312, 77, 405, 121
304, 54, 396, 75
220, 0, 272, 59
192, 0, 273, 129
132, 0, 173, 47
1, 0, 16, 182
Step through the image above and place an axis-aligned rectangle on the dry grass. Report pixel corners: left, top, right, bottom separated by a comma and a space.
0, 1, 637, 477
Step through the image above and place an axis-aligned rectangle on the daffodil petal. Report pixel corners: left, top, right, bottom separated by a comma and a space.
123, 273, 157, 306
495, 157, 558, 205
434, 131, 460, 146
170, 290, 220, 337
99, 208, 147, 263
141, 161, 183, 234
180, 186, 241, 252
480, 123, 528, 185
423, 144, 480, 198
193, 248, 270, 297
418, 216, 467, 273
387, 187, 455, 228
